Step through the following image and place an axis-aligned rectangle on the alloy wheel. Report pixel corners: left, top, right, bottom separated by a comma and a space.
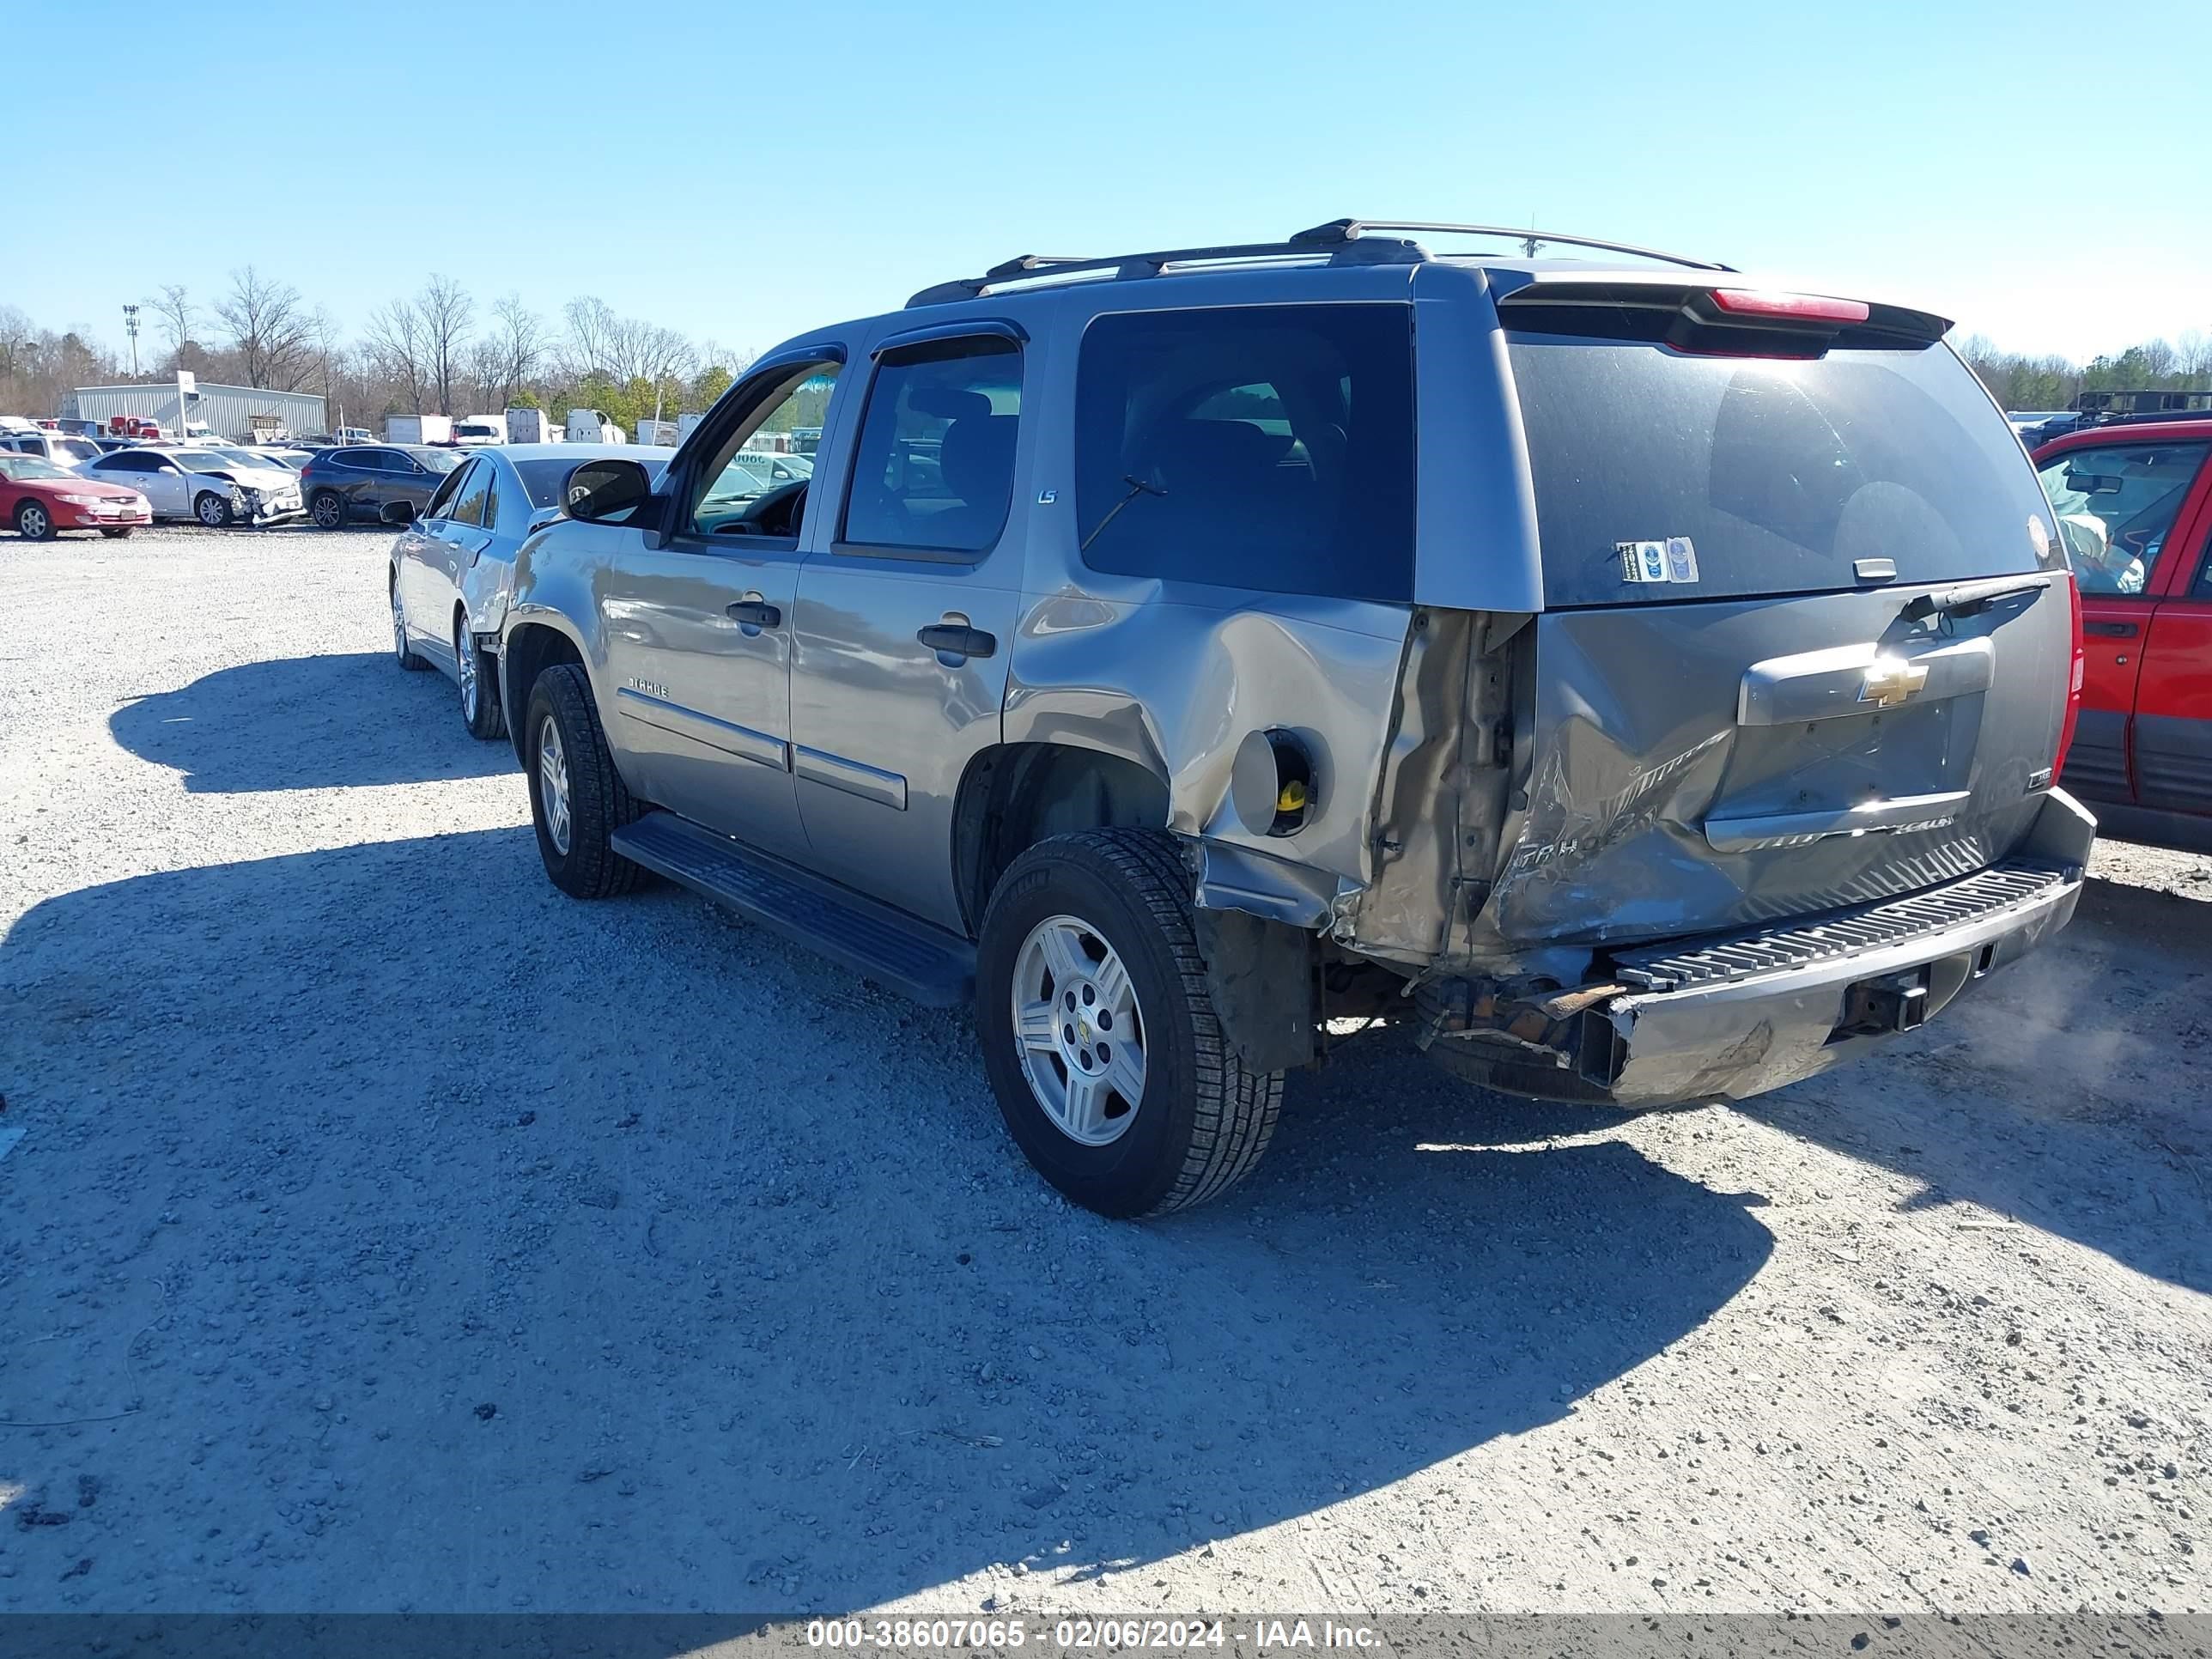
1011, 914, 1147, 1146
456, 621, 477, 718
538, 714, 572, 856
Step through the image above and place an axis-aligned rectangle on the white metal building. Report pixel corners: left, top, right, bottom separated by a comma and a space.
68, 382, 328, 441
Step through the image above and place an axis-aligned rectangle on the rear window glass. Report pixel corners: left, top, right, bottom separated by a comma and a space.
1507, 340, 2061, 606
1075, 303, 1416, 602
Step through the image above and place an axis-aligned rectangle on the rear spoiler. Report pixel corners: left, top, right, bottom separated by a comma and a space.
1497, 280, 1952, 357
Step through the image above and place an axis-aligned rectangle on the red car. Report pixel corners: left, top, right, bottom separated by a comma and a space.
0, 453, 152, 541
2033, 416, 2212, 849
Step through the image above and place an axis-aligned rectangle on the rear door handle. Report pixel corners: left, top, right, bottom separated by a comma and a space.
917, 623, 997, 660
2082, 619, 2139, 638
726, 599, 782, 628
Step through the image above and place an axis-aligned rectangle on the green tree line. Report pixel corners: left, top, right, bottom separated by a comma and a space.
1958, 330, 2212, 412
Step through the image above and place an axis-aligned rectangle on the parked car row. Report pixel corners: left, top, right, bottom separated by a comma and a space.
369, 221, 2097, 1220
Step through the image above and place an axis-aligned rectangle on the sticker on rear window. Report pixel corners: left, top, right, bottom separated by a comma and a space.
1617, 538, 1699, 584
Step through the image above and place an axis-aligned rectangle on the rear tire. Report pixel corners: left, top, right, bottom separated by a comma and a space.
975, 829, 1285, 1218
456, 612, 505, 739
311, 490, 346, 530
524, 663, 645, 900
14, 501, 56, 541
194, 491, 232, 528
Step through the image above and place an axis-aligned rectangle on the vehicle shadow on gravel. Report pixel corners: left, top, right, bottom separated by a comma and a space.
0, 832, 1772, 1613
1741, 872, 2212, 1295
109, 653, 514, 791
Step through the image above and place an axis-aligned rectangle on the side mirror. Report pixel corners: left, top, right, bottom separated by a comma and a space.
565, 458, 653, 526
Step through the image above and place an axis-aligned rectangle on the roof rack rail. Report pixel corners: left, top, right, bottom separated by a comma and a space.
1291, 218, 1731, 272
904, 216, 1729, 307
905, 234, 1424, 307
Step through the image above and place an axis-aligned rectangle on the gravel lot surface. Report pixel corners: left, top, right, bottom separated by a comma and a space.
1, 524, 2208, 1617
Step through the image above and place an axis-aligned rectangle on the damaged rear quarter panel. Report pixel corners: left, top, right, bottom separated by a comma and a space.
1003, 586, 1412, 897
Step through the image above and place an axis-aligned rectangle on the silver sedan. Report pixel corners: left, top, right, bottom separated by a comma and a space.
387, 443, 674, 737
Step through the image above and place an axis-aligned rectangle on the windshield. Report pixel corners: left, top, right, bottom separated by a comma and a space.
1507, 339, 2063, 606
454, 424, 495, 437
404, 446, 465, 473
176, 453, 241, 474
54, 440, 99, 464
514, 454, 672, 509
0, 454, 70, 481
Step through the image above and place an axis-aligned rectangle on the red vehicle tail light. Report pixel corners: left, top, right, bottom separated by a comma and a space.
1706, 289, 1871, 325
2052, 572, 2084, 783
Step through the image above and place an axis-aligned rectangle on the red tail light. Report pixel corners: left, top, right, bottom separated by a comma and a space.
2052, 573, 2084, 784
1707, 289, 1871, 324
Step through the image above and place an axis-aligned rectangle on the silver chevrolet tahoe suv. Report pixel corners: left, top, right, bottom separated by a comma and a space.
495, 219, 2094, 1218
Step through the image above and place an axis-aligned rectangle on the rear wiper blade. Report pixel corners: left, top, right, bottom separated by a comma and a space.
1900, 574, 2051, 623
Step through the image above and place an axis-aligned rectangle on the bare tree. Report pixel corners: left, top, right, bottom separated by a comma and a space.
363, 298, 428, 416
149, 285, 198, 365
0, 304, 33, 380
216, 266, 315, 390
2139, 338, 2179, 380
465, 336, 506, 416
2179, 329, 2212, 378
417, 275, 474, 414
562, 295, 619, 380
489, 294, 549, 407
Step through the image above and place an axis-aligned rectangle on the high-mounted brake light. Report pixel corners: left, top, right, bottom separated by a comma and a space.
1707, 289, 1871, 325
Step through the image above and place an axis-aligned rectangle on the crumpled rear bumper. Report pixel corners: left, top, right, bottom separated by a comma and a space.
1595, 790, 2094, 1105
1427, 789, 2096, 1108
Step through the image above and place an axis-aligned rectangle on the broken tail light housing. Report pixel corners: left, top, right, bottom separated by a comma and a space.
2051, 572, 2084, 785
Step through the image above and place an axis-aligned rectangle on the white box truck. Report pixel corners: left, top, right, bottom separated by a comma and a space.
386, 415, 453, 446
505, 408, 559, 445
635, 417, 680, 447
566, 409, 624, 444
678, 411, 708, 445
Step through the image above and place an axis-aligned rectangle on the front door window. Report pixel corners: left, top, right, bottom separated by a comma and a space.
2039, 441, 2209, 596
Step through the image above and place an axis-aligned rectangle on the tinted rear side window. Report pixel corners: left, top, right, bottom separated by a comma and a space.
1507, 340, 2061, 607
1076, 304, 1416, 602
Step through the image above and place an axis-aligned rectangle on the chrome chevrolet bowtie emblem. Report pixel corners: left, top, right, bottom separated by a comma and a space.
1859, 657, 1929, 710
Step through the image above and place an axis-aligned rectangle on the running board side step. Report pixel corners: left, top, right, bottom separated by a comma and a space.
610, 811, 975, 1007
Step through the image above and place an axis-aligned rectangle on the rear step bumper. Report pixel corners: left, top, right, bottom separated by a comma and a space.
1589, 848, 2084, 1108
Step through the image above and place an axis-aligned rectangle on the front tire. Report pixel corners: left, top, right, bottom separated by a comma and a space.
311, 490, 346, 530
455, 613, 504, 739
194, 491, 233, 528
523, 663, 644, 900
390, 578, 428, 670
100, 527, 133, 539
975, 830, 1285, 1218
15, 501, 56, 541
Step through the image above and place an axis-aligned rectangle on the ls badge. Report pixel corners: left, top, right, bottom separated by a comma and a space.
1858, 657, 1929, 709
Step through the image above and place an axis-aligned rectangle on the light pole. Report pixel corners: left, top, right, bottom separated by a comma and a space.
122, 304, 141, 376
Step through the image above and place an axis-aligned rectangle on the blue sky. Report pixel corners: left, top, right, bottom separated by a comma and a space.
9, 0, 2209, 366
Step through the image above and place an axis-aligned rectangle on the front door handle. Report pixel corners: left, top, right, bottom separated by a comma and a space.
917, 623, 997, 661
726, 599, 782, 629
2082, 619, 2139, 638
